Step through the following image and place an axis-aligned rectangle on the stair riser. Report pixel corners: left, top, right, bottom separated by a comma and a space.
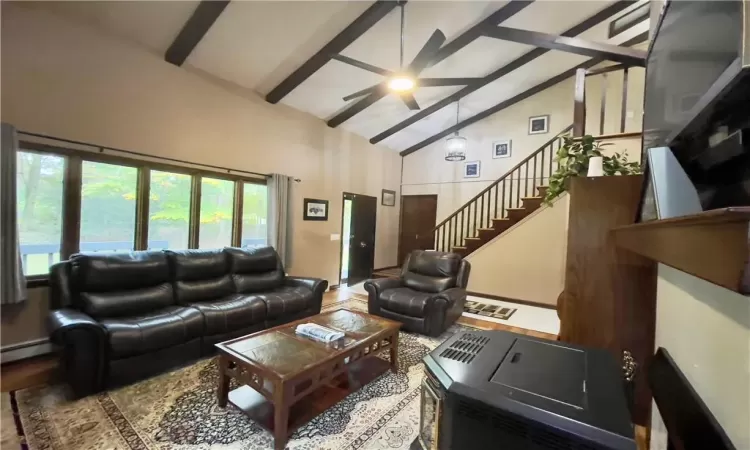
522, 198, 543, 210
507, 209, 531, 221
478, 228, 501, 240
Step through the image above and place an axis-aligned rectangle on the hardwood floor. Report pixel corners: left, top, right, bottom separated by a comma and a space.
0, 287, 646, 449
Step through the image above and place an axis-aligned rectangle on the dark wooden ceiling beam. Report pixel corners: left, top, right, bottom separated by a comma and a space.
483, 26, 647, 66
265, 1, 400, 104
399, 31, 648, 156
370, 0, 636, 144
165, 1, 231, 67
326, 0, 535, 128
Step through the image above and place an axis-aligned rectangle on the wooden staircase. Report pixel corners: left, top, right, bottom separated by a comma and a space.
452, 186, 548, 257
422, 126, 572, 258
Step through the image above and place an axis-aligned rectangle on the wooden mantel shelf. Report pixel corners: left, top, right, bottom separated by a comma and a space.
612, 207, 750, 295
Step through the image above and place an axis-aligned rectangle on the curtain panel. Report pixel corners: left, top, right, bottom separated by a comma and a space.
267, 173, 292, 268
1, 123, 28, 304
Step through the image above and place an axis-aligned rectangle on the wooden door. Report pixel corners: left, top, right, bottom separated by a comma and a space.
398, 195, 438, 264
346, 193, 377, 285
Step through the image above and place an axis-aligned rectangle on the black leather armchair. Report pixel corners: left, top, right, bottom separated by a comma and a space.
365, 250, 470, 337
48, 247, 327, 398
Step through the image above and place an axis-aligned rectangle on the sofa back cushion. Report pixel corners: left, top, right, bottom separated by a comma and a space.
225, 246, 284, 293
402, 250, 460, 293
69, 251, 174, 318
166, 249, 234, 303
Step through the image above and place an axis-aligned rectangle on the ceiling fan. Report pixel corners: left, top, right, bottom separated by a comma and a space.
333, 3, 478, 110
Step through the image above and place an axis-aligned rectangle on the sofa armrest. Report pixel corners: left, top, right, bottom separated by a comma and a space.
48, 309, 107, 398
284, 276, 328, 313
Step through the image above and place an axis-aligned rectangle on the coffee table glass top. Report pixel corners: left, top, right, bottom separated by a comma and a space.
221, 309, 397, 377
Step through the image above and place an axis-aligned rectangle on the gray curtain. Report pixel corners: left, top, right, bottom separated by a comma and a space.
1, 123, 28, 304
267, 173, 292, 268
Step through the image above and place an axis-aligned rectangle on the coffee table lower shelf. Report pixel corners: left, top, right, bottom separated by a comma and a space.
228, 356, 391, 436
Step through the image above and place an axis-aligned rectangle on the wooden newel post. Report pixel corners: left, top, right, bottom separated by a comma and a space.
573, 68, 587, 138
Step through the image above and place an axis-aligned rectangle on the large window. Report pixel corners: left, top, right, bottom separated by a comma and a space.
242, 183, 268, 248
148, 170, 191, 250
199, 177, 234, 249
16, 151, 65, 276
15, 140, 268, 279
80, 161, 138, 252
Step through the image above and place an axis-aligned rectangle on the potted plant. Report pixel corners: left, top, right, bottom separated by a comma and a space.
543, 134, 642, 205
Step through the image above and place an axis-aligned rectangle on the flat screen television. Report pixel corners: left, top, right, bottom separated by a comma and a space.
640, 0, 750, 218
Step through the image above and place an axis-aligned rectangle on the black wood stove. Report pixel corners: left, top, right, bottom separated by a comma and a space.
412, 330, 636, 450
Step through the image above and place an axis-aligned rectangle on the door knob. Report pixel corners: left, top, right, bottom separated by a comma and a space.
360, 241, 367, 248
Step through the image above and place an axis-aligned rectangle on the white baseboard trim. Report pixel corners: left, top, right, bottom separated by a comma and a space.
0, 338, 53, 364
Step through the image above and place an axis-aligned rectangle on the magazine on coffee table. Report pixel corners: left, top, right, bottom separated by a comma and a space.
294, 323, 344, 343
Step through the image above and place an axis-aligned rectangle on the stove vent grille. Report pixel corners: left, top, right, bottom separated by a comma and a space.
439, 333, 489, 364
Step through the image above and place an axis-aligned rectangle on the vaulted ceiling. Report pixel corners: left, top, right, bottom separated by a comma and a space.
25, 1, 649, 153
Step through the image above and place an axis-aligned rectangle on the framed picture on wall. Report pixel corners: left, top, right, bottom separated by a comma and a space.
381, 189, 396, 206
492, 139, 512, 159
464, 160, 481, 178
303, 198, 329, 221
528, 115, 550, 135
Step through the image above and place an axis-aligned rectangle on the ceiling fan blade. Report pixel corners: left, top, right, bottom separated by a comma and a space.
342, 83, 385, 102
400, 93, 420, 111
406, 29, 446, 76
418, 77, 481, 87
331, 54, 393, 76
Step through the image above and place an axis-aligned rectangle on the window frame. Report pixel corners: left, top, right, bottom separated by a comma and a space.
18, 140, 267, 287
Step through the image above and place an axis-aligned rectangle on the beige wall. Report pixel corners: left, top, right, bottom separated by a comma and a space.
0, 4, 401, 345
649, 265, 750, 449
465, 194, 569, 306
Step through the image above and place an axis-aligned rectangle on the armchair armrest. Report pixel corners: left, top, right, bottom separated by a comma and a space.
48, 309, 107, 398
432, 287, 466, 307
364, 278, 402, 316
284, 276, 328, 313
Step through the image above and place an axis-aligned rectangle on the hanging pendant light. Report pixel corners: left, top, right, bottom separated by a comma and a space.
445, 99, 467, 161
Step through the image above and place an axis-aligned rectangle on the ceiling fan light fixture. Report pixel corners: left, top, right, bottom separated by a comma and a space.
388, 75, 415, 92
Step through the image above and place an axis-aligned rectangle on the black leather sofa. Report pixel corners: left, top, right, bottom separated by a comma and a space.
364, 250, 470, 337
48, 246, 327, 397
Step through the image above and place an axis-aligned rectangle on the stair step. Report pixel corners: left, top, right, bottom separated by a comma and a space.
463, 237, 484, 250
491, 218, 514, 230
506, 208, 531, 221
537, 186, 549, 198
522, 196, 544, 210
478, 227, 501, 240
452, 246, 469, 257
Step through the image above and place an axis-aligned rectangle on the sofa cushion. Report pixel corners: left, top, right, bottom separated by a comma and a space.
100, 306, 204, 359
70, 251, 170, 292
80, 283, 175, 319
188, 294, 267, 335
379, 287, 433, 317
225, 247, 284, 293
256, 286, 313, 319
166, 249, 234, 303
166, 249, 228, 280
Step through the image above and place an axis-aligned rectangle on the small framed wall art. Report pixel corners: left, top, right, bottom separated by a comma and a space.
528, 115, 550, 135
492, 139, 512, 159
464, 160, 481, 178
303, 198, 329, 221
381, 189, 396, 206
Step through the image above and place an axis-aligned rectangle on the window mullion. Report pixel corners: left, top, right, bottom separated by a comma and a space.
61, 156, 82, 259
135, 167, 150, 250
188, 175, 201, 249
231, 181, 243, 248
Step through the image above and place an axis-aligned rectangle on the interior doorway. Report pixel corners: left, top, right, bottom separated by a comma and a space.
398, 194, 438, 264
339, 192, 377, 286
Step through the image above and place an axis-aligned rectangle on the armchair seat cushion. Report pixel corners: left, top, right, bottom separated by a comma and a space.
101, 306, 204, 359
379, 287, 433, 317
257, 286, 314, 319
188, 294, 267, 335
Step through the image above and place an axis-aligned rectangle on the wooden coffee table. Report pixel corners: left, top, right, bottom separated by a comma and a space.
215, 309, 401, 450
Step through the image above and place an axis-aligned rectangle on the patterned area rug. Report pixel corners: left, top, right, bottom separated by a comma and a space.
15, 299, 472, 450
464, 299, 517, 320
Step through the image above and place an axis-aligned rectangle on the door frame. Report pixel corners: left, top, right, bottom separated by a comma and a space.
337, 191, 378, 287
397, 194, 438, 265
